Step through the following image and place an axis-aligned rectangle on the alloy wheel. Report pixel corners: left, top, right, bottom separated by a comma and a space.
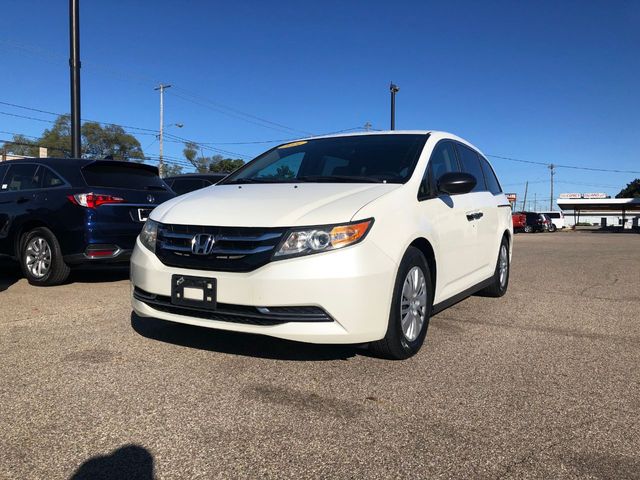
25, 237, 52, 279
499, 244, 509, 288
400, 266, 428, 341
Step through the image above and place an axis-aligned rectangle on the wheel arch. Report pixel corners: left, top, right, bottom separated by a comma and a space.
408, 237, 437, 295
12, 219, 55, 258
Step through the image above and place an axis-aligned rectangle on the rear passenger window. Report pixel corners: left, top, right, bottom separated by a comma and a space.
0, 164, 8, 187
41, 167, 65, 188
4, 164, 39, 191
456, 145, 486, 192
171, 178, 205, 195
479, 157, 502, 195
419, 141, 459, 199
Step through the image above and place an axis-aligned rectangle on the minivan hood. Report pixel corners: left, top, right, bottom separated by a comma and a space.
151, 183, 401, 227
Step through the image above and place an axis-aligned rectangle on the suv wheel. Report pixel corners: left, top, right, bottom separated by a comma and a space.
523, 225, 533, 233
369, 247, 433, 360
21, 227, 70, 286
480, 237, 510, 297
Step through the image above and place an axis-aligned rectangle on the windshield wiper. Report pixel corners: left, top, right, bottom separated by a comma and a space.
296, 175, 383, 183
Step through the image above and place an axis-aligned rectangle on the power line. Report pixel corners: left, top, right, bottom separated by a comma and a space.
487, 153, 640, 175
169, 87, 313, 136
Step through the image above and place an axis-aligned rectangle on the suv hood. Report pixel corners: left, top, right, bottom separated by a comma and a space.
151, 183, 401, 227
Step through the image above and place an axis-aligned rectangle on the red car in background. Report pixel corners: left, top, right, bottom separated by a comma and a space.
512, 212, 526, 232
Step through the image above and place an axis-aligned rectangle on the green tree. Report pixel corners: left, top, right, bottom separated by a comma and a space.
183, 142, 210, 173
616, 179, 640, 198
163, 163, 184, 177
182, 143, 245, 174
209, 157, 245, 173
4, 114, 145, 160
3, 134, 40, 157
39, 114, 74, 156
82, 122, 145, 161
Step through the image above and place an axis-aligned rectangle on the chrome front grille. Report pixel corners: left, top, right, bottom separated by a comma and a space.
155, 223, 288, 272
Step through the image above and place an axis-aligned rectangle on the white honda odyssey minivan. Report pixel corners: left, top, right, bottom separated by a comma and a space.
131, 131, 512, 359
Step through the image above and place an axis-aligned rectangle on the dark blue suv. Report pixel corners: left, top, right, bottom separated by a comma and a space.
0, 158, 175, 285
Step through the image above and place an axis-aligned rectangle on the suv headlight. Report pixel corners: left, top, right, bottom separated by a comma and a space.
274, 219, 373, 259
139, 219, 159, 253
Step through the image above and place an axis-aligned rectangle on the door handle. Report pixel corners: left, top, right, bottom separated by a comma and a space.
466, 211, 483, 221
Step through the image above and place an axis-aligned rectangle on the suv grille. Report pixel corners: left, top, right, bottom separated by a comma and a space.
156, 223, 287, 272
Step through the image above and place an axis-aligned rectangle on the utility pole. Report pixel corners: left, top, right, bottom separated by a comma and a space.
522, 181, 529, 211
548, 163, 555, 210
534, 192, 537, 212
155, 84, 171, 177
389, 82, 399, 130
69, 0, 81, 158
364, 121, 372, 132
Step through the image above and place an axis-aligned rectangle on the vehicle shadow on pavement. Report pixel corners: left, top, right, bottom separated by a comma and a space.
69, 444, 154, 480
130, 313, 360, 361
69, 266, 130, 283
0, 258, 21, 292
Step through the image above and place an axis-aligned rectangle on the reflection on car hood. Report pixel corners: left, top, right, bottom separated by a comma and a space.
151, 183, 401, 227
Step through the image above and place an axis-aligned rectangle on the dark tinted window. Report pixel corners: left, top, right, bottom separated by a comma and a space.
0, 164, 8, 185
82, 163, 167, 190
456, 145, 486, 192
547, 212, 560, 219
222, 134, 427, 184
171, 178, 205, 195
479, 157, 502, 194
4, 164, 39, 191
41, 167, 65, 188
420, 141, 459, 199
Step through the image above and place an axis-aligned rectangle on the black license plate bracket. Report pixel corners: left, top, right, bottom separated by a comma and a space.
171, 275, 217, 310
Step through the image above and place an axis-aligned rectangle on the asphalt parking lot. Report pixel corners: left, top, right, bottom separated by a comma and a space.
0, 232, 638, 479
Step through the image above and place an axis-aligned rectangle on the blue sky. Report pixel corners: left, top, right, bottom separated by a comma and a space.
0, 0, 638, 206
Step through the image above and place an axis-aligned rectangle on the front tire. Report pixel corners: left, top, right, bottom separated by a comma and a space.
20, 227, 70, 286
369, 247, 433, 360
480, 237, 510, 297
548, 224, 557, 232
524, 225, 533, 233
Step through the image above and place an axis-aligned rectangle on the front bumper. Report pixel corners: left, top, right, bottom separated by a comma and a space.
130, 237, 398, 344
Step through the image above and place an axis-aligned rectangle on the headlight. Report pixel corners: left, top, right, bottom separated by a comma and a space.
139, 219, 159, 253
274, 219, 373, 259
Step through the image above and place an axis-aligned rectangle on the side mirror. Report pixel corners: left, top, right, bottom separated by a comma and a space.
437, 172, 476, 195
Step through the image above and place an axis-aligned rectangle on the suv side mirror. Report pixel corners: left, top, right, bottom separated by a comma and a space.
437, 172, 476, 195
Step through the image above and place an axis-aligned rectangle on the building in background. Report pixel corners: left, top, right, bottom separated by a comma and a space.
557, 193, 640, 229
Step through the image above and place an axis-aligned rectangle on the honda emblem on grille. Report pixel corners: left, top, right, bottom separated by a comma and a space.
147, 194, 155, 203
191, 233, 216, 255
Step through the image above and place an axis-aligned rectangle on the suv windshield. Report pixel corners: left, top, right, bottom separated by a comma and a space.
221, 134, 428, 185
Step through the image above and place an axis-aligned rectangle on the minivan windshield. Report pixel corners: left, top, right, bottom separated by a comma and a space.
221, 134, 428, 185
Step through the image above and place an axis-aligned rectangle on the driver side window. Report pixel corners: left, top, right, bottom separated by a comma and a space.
418, 141, 459, 200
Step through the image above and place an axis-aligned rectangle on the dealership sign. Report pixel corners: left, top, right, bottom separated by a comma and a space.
559, 193, 610, 199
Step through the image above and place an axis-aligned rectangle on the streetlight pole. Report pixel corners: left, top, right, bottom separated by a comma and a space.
155, 84, 171, 176
390, 82, 399, 130
548, 164, 555, 210
69, 0, 81, 158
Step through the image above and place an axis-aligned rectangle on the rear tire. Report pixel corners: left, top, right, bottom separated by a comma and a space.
20, 227, 70, 286
524, 225, 533, 233
369, 247, 433, 360
480, 237, 510, 297
548, 224, 557, 232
